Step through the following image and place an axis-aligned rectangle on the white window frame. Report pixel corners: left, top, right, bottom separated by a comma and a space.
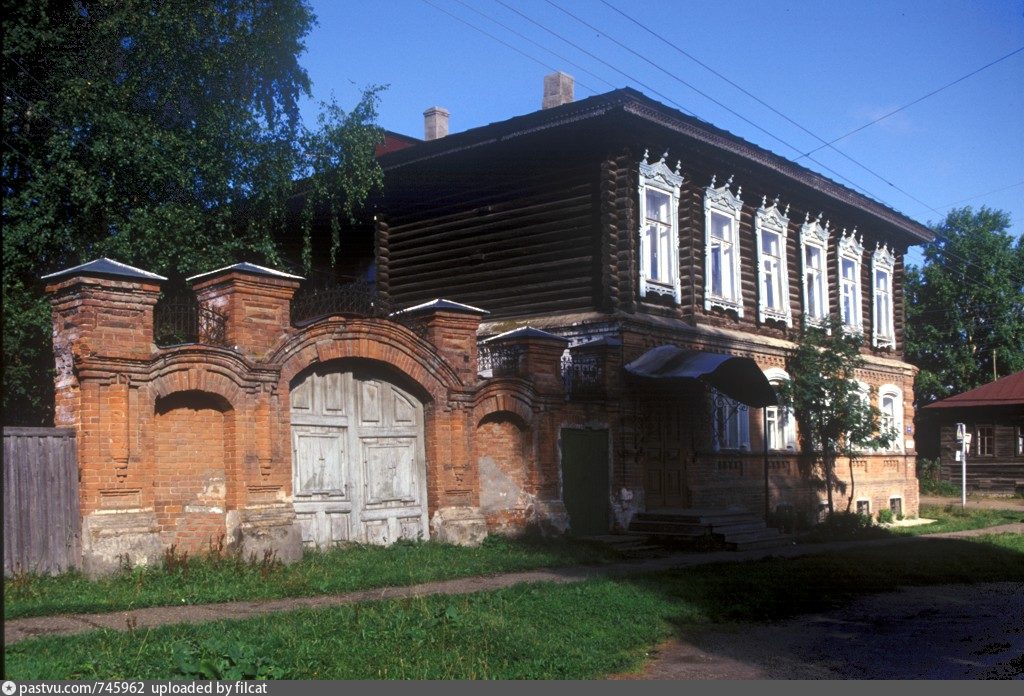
800, 213, 830, 329
838, 229, 864, 333
878, 384, 903, 452
872, 243, 896, 348
764, 367, 797, 451
638, 150, 683, 304
755, 197, 792, 326
704, 175, 744, 316
711, 388, 750, 452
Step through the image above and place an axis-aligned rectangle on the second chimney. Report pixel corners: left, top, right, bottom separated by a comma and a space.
423, 106, 449, 141
542, 71, 574, 109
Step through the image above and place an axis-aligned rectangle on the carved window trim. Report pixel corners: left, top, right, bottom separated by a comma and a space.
872, 243, 896, 348
800, 213, 830, 330
638, 150, 683, 304
704, 175, 744, 316
755, 197, 791, 326
837, 228, 864, 334
764, 367, 797, 451
878, 383, 903, 453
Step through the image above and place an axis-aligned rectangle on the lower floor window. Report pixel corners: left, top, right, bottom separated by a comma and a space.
889, 497, 902, 517
856, 500, 870, 516
712, 390, 749, 451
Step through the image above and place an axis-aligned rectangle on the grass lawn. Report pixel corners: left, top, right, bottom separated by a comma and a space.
898, 504, 1024, 535
4, 535, 619, 620
5, 534, 1022, 680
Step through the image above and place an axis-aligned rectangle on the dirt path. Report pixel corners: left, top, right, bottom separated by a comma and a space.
6, 522, 1023, 647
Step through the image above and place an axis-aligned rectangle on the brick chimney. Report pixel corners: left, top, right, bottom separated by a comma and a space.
423, 106, 449, 141
542, 71, 574, 109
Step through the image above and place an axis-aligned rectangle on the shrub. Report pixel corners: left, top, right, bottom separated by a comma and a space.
877, 508, 894, 524
800, 511, 889, 543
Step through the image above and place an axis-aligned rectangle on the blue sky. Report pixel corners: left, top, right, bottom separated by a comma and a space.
297, 0, 1024, 267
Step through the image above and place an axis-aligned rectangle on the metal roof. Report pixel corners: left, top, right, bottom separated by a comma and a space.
923, 371, 1024, 409
41, 258, 167, 282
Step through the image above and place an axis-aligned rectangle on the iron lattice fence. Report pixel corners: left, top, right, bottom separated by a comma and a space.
478, 343, 526, 378
154, 294, 228, 348
561, 353, 605, 399
290, 280, 392, 326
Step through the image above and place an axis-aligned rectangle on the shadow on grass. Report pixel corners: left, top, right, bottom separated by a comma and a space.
608, 534, 1024, 678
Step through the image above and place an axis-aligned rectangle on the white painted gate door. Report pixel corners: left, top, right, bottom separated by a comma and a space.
291, 366, 428, 546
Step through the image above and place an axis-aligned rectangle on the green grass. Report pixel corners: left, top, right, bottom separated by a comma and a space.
892, 504, 1024, 536
6, 534, 1022, 680
4, 535, 618, 620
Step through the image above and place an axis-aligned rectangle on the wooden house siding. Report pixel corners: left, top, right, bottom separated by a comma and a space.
935, 409, 1024, 491
385, 161, 602, 318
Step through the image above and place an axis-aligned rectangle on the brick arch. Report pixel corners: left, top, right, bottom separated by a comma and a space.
272, 318, 462, 401
148, 353, 256, 408
473, 383, 536, 428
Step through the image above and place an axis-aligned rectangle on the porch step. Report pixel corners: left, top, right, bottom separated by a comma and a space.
628, 508, 792, 552
579, 533, 671, 559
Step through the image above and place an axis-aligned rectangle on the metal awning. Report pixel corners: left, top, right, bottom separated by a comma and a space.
624, 345, 777, 407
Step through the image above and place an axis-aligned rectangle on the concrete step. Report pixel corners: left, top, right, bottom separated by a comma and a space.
730, 535, 795, 552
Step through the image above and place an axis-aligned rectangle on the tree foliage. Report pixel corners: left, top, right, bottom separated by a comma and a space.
905, 207, 1024, 406
778, 316, 895, 514
3, 0, 384, 424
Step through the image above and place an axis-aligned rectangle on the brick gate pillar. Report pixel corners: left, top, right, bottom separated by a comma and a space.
44, 258, 166, 576
394, 299, 491, 546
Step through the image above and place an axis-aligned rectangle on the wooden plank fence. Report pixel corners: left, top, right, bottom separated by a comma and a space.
3, 427, 81, 576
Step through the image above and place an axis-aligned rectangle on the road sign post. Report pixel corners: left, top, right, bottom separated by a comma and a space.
955, 423, 969, 509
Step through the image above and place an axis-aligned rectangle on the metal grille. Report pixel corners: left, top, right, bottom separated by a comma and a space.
154, 294, 228, 347
561, 353, 604, 399
290, 280, 392, 325
477, 343, 525, 378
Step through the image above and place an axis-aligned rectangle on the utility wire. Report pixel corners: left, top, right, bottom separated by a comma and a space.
420, 0, 603, 96
797, 45, 1024, 159
451, 0, 617, 93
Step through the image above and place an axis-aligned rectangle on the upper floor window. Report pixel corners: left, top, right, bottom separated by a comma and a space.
878, 384, 903, 452
638, 150, 683, 304
755, 197, 792, 326
711, 388, 749, 451
704, 175, 743, 316
800, 213, 830, 328
872, 243, 896, 348
764, 368, 797, 451
837, 229, 864, 333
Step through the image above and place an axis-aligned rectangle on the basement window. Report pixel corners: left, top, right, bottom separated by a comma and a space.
889, 497, 902, 517
856, 499, 870, 516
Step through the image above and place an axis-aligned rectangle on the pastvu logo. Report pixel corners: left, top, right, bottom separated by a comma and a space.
2, 681, 16, 695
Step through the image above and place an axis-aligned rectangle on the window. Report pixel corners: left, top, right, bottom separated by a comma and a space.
755, 197, 791, 326
889, 497, 902, 517
872, 244, 896, 348
800, 213, 830, 327
856, 500, 870, 516
837, 229, 864, 332
976, 426, 995, 456
704, 175, 743, 315
638, 151, 683, 303
878, 384, 903, 452
1017, 426, 1023, 457
764, 368, 797, 451
711, 389, 749, 451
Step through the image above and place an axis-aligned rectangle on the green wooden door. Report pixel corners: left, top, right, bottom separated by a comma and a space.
560, 428, 610, 536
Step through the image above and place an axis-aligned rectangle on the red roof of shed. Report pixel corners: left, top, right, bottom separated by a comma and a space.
924, 371, 1024, 409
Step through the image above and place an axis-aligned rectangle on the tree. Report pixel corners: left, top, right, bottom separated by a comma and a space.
3, 0, 384, 424
906, 207, 1024, 405
778, 316, 896, 514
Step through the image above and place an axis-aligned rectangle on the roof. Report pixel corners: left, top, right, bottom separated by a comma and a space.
624, 345, 776, 407
41, 257, 167, 282
390, 298, 490, 316
186, 262, 304, 282
380, 87, 933, 244
924, 371, 1024, 409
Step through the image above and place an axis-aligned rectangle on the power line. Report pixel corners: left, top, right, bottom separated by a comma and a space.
419, 0, 604, 96
797, 45, 1024, 160
937, 180, 1024, 210
450, 0, 617, 93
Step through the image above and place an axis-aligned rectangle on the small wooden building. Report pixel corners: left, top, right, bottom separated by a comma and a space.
922, 371, 1024, 492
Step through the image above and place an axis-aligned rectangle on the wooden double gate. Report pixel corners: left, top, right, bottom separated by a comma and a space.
3, 427, 81, 576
